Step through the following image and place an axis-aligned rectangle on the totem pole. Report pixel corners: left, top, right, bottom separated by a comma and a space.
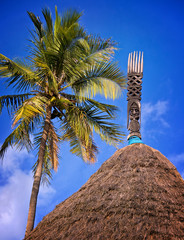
127, 51, 143, 144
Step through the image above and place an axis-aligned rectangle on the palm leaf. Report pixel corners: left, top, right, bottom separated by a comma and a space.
70, 62, 126, 99
67, 99, 124, 147
84, 36, 117, 62
61, 119, 98, 163
0, 54, 38, 91
57, 98, 99, 162
27, 11, 44, 39
32, 144, 53, 185
0, 120, 32, 159
42, 8, 53, 36
54, 6, 62, 38
61, 9, 82, 29
0, 93, 31, 115
33, 121, 60, 183
12, 95, 48, 127
59, 92, 118, 118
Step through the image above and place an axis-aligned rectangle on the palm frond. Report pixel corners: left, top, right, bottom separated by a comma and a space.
0, 54, 38, 91
61, 9, 82, 29
0, 93, 32, 115
0, 120, 32, 159
66, 99, 124, 147
45, 30, 87, 81
42, 8, 53, 36
87, 113, 124, 147
61, 38, 90, 78
56, 97, 92, 142
32, 144, 53, 185
62, 36, 117, 82
82, 99, 125, 146
34, 122, 61, 171
12, 95, 48, 127
27, 11, 44, 39
56, 98, 99, 162
84, 36, 117, 62
54, 6, 62, 38
35, 60, 58, 94
61, 119, 98, 163
70, 61, 126, 99
59, 92, 118, 118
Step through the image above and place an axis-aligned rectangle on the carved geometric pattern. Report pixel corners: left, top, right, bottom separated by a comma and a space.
127, 73, 142, 101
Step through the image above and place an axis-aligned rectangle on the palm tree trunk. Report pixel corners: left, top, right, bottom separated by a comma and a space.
24, 106, 51, 238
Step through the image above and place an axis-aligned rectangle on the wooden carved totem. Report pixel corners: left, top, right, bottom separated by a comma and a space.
127, 51, 143, 141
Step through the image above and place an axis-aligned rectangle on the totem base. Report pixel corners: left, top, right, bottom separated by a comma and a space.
128, 136, 143, 145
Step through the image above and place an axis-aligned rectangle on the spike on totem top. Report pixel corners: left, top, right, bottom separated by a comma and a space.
127, 51, 143, 144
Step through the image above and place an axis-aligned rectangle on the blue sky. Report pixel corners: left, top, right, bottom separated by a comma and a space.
0, 0, 184, 239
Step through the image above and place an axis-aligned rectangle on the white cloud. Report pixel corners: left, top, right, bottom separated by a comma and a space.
141, 100, 170, 142
142, 100, 169, 127
0, 147, 55, 240
1, 147, 33, 172
0, 170, 33, 240
38, 183, 56, 207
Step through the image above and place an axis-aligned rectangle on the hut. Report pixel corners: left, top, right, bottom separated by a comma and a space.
25, 143, 184, 240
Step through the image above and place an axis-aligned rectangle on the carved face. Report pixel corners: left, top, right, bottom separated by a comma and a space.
129, 102, 140, 120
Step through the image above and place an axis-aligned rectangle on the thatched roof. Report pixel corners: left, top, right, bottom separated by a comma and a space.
25, 144, 184, 240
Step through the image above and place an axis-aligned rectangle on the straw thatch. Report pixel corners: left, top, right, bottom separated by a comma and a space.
25, 144, 184, 240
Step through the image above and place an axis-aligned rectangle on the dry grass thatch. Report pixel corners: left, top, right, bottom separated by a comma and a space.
25, 144, 184, 240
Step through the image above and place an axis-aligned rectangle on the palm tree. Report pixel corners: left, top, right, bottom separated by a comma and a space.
0, 6, 126, 237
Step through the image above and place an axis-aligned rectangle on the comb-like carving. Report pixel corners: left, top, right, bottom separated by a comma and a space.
127, 51, 143, 73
